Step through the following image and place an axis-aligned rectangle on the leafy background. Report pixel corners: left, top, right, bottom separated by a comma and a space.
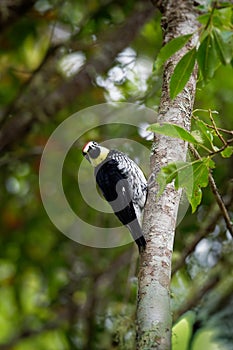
0, 1, 233, 349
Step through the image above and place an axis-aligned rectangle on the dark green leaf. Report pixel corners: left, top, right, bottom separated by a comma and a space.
147, 122, 201, 145
153, 34, 193, 71
197, 34, 219, 81
213, 28, 232, 65
170, 48, 197, 99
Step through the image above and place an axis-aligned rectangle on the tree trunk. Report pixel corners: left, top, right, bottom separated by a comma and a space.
136, 1, 199, 349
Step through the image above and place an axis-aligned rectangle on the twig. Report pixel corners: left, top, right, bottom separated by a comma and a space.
204, 1, 217, 31
208, 175, 233, 237
208, 137, 233, 156
189, 144, 233, 237
172, 183, 233, 275
205, 125, 233, 136
208, 109, 227, 146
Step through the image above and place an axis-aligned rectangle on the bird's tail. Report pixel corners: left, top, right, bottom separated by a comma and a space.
135, 235, 146, 253
127, 219, 146, 253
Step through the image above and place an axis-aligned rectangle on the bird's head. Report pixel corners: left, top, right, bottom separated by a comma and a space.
82, 141, 110, 167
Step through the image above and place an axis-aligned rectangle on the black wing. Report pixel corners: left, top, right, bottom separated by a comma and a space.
95, 159, 146, 251
95, 159, 135, 223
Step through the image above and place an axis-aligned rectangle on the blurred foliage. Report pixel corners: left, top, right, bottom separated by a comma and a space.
0, 1, 233, 349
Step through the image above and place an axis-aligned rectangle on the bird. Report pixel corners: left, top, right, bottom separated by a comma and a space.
82, 141, 147, 253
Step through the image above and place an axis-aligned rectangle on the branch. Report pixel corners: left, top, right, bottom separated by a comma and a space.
208, 137, 233, 156
208, 109, 227, 146
172, 183, 233, 275
189, 145, 233, 237
209, 175, 233, 237
0, 1, 155, 152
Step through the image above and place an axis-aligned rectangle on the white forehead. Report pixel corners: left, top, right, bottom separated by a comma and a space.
82, 141, 98, 153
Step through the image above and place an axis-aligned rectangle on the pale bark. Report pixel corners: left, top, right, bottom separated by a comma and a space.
136, 1, 199, 349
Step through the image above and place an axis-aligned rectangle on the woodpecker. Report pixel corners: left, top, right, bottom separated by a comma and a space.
82, 141, 147, 253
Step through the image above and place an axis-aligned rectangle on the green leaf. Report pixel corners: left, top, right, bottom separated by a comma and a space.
221, 146, 233, 158
147, 122, 201, 144
157, 161, 187, 197
193, 118, 217, 150
214, 7, 232, 28
198, 13, 210, 25
191, 187, 203, 213
197, 34, 219, 81
176, 159, 210, 212
194, 119, 212, 142
213, 28, 232, 65
157, 158, 215, 213
198, 7, 233, 28
170, 48, 197, 99
153, 34, 193, 71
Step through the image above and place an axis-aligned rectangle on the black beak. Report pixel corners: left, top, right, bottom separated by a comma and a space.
83, 152, 90, 162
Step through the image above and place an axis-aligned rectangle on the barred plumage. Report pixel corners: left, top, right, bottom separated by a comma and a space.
82, 141, 147, 252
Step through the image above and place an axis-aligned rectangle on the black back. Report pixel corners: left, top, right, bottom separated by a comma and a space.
95, 159, 136, 225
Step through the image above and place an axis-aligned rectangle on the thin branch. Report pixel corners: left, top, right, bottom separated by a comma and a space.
206, 125, 233, 136
172, 183, 233, 275
189, 145, 233, 237
208, 109, 227, 146
208, 175, 233, 237
208, 137, 233, 156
